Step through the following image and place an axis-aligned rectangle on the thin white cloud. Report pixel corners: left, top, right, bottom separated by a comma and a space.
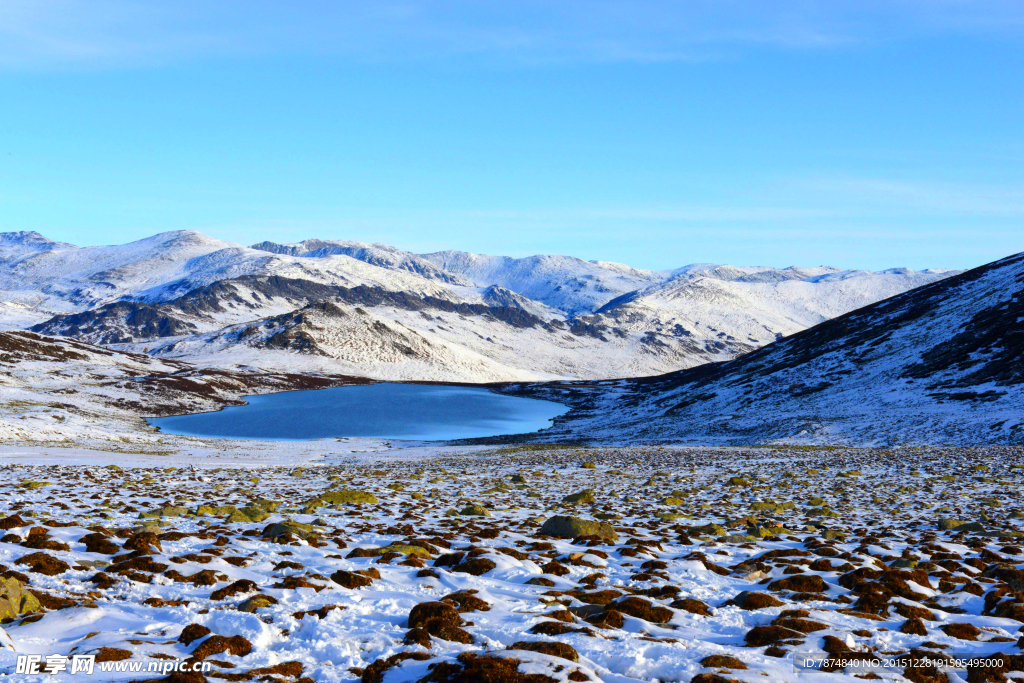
1, 0, 1022, 70
794, 176, 1024, 217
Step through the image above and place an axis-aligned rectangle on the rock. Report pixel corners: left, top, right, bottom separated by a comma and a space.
726, 477, 749, 487
178, 624, 211, 645
210, 579, 257, 601
81, 532, 119, 555
139, 505, 188, 519
14, 552, 70, 576
234, 505, 270, 523
453, 558, 497, 576
690, 523, 727, 536
900, 617, 928, 636
562, 489, 596, 505
525, 577, 555, 587
377, 544, 433, 557
510, 641, 579, 662
700, 655, 747, 669
660, 497, 686, 506
320, 490, 378, 505
191, 634, 253, 660
237, 595, 277, 613
409, 601, 461, 629
442, 591, 491, 613
727, 591, 785, 610
404, 627, 432, 648
744, 625, 801, 647
124, 531, 161, 554
417, 653, 555, 683
263, 520, 317, 540
0, 577, 41, 620
940, 622, 981, 640
530, 621, 585, 636
331, 570, 374, 589
94, 647, 132, 663
771, 615, 828, 633
539, 516, 617, 542
610, 597, 673, 623
0, 515, 27, 531
671, 598, 712, 616
193, 505, 238, 517
585, 609, 626, 629
767, 575, 828, 593
459, 505, 490, 517
361, 652, 432, 683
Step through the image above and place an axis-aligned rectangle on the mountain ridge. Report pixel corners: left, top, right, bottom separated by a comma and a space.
2, 229, 957, 381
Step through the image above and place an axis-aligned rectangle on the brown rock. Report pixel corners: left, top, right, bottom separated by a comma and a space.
610, 597, 673, 623
179, 624, 212, 645
409, 601, 461, 629
900, 617, 928, 636
700, 655, 747, 670
510, 641, 579, 662
744, 625, 802, 647
331, 570, 373, 589
671, 598, 712, 616
14, 552, 70, 576
210, 579, 258, 601
767, 575, 828, 593
191, 635, 252, 661
417, 652, 558, 683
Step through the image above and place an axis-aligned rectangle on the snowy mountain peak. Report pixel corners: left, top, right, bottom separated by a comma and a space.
0, 231, 75, 252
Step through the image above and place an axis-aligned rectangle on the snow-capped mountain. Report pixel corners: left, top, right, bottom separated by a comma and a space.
419, 250, 666, 316
1, 229, 957, 381
510, 250, 1024, 445
585, 264, 955, 351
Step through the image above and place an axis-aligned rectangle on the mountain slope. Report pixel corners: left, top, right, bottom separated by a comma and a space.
506, 251, 1024, 445
586, 265, 954, 350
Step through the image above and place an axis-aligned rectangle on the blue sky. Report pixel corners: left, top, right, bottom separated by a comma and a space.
0, 1, 1021, 271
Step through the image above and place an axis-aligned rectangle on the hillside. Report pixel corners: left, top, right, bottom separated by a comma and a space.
507, 251, 1024, 445
0, 329, 360, 444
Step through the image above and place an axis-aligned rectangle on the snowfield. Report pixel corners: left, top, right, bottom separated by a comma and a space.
0, 442, 1023, 683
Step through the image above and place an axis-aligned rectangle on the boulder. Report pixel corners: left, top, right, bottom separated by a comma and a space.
539, 516, 617, 542
0, 577, 41, 620
562, 489, 596, 505
319, 490, 378, 505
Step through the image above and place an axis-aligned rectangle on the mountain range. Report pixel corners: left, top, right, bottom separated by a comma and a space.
507, 250, 1024, 445
0, 230, 955, 382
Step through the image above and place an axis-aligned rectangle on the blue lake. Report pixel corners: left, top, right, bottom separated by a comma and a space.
148, 383, 568, 441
